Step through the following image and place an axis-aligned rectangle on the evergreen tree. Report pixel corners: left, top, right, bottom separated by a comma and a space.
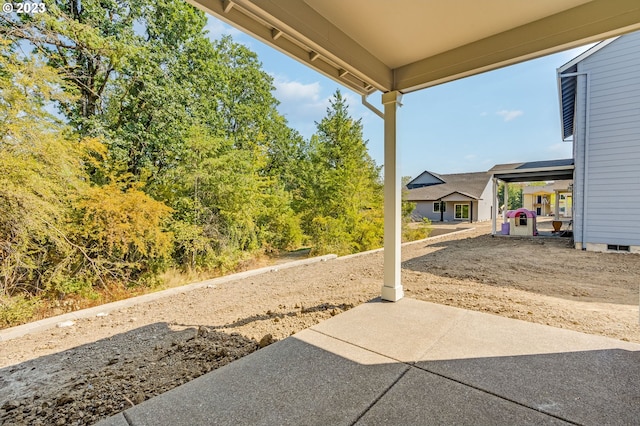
301, 90, 383, 254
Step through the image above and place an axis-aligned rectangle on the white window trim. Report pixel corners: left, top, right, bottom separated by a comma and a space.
454, 203, 470, 220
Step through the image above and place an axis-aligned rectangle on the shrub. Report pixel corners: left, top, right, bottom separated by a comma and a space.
0, 295, 41, 327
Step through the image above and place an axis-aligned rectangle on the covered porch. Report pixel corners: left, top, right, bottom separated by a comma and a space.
187, 0, 640, 302
490, 159, 575, 237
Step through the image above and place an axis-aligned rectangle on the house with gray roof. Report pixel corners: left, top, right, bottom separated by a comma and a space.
406, 171, 493, 223
558, 30, 640, 253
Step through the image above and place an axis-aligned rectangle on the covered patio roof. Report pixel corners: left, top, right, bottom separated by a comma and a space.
189, 0, 640, 95
490, 159, 575, 183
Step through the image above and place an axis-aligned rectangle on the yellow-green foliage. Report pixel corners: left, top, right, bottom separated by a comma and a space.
74, 183, 174, 278
1, 38, 174, 298
0, 295, 41, 327
310, 216, 353, 256
0, 39, 83, 295
403, 218, 433, 242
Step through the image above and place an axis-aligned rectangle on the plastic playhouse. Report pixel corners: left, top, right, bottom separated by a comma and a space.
504, 208, 538, 236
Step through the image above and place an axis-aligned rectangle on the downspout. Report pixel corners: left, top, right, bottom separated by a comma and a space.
361, 94, 384, 119
559, 71, 590, 249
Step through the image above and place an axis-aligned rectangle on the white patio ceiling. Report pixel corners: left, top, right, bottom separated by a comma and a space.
188, 0, 640, 96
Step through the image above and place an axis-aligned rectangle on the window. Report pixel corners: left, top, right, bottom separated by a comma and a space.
454, 204, 469, 220
433, 202, 446, 213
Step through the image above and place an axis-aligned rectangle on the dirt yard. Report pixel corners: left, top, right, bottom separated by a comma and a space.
1, 221, 639, 425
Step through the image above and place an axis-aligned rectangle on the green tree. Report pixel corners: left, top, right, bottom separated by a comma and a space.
300, 90, 384, 255
0, 37, 174, 300
2, 1, 310, 284
498, 183, 524, 210
165, 127, 302, 271
0, 38, 82, 295
0, 1, 143, 131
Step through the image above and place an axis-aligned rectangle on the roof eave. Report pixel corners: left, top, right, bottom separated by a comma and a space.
556, 37, 620, 141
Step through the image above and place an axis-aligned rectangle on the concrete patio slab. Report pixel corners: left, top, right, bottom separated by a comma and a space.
310, 298, 468, 362
312, 298, 640, 362
354, 367, 570, 425
416, 348, 640, 425
113, 329, 408, 426
419, 303, 640, 360
97, 297, 640, 426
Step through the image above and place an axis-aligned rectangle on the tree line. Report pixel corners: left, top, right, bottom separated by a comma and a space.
1, 1, 424, 324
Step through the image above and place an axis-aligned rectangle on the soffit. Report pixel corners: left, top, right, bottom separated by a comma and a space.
188, 0, 640, 95
303, 0, 588, 69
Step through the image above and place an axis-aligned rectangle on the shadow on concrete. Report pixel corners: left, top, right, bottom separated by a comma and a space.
99, 333, 639, 425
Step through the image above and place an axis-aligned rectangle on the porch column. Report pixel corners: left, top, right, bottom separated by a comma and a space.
492, 177, 497, 235
381, 91, 403, 302
554, 190, 560, 220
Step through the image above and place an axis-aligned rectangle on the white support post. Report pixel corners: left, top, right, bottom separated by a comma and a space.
492, 177, 497, 235
554, 190, 560, 220
381, 91, 403, 302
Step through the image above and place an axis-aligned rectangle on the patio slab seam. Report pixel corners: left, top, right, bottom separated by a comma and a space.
349, 366, 411, 426
410, 362, 581, 425
122, 411, 134, 426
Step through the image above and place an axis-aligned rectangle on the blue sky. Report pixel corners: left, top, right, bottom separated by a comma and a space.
205, 18, 591, 180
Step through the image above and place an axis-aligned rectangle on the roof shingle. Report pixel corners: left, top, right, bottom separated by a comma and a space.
406, 172, 491, 201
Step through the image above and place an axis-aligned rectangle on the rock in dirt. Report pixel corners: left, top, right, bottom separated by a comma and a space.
1, 400, 20, 411
259, 334, 275, 348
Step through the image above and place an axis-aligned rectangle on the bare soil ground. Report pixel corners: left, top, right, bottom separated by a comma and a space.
1, 220, 639, 425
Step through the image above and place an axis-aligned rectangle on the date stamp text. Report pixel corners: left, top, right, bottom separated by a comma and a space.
2, 2, 47, 14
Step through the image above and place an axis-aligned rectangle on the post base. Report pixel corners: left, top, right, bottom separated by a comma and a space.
381, 285, 404, 302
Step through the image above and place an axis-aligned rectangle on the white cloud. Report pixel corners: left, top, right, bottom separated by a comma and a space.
272, 77, 328, 137
464, 154, 477, 160
205, 18, 242, 39
496, 109, 524, 122
272, 77, 374, 138
274, 79, 322, 103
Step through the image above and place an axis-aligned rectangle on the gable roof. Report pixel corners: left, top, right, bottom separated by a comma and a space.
406, 172, 491, 202
405, 171, 445, 189
557, 36, 621, 140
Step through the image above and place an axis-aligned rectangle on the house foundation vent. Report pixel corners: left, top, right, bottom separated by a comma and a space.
607, 244, 630, 252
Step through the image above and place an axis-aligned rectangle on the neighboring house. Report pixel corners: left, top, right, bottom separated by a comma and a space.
406, 171, 493, 223
522, 180, 573, 217
558, 30, 640, 253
